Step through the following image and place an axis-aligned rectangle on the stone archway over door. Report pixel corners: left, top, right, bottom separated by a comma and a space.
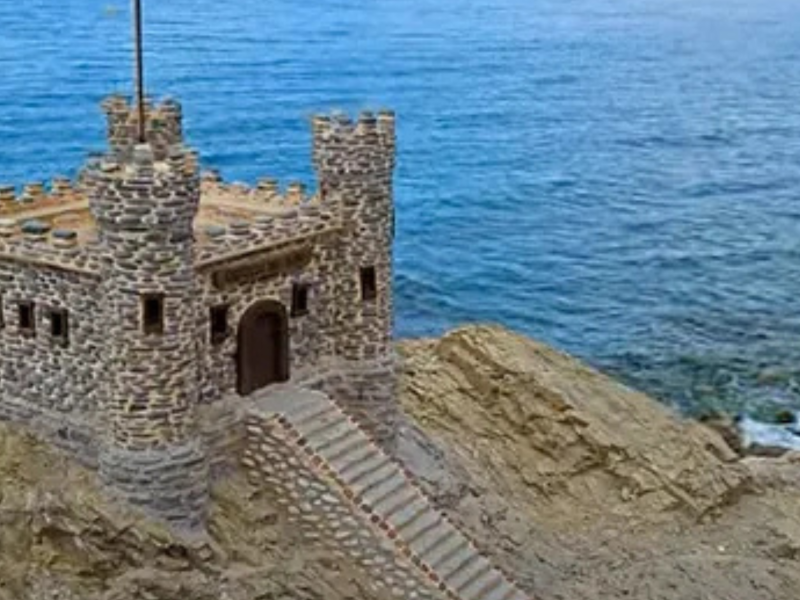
237, 300, 289, 396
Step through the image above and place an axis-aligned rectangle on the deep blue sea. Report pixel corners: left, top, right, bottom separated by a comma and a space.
2, 0, 800, 421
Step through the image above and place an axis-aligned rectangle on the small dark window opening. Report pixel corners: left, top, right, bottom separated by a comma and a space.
210, 305, 229, 344
142, 294, 164, 335
50, 309, 69, 345
18, 302, 35, 334
360, 266, 377, 302
291, 283, 310, 317
0, 296, 4, 329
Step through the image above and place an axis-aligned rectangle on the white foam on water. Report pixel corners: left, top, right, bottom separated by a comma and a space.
739, 413, 800, 451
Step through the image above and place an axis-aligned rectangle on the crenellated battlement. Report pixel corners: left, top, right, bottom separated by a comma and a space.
0, 177, 83, 215
312, 110, 396, 181
200, 173, 323, 207
102, 94, 184, 161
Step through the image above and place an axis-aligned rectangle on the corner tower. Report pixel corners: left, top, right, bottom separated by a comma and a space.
312, 111, 399, 448
85, 112, 207, 529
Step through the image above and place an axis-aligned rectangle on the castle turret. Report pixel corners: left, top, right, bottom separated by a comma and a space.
312, 111, 398, 448
84, 119, 207, 529
102, 94, 184, 161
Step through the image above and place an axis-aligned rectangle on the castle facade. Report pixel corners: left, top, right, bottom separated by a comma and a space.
0, 96, 398, 525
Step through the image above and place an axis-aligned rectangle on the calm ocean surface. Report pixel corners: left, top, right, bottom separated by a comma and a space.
1, 0, 800, 419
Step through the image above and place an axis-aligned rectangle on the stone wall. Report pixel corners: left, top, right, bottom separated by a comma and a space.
0, 260, 105, 415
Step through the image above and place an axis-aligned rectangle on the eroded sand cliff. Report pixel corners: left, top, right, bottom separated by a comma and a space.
2, 324, 800, 599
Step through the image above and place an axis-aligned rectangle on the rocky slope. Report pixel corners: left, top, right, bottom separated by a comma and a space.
397, 326, 800, 600
2, 324, 799, 600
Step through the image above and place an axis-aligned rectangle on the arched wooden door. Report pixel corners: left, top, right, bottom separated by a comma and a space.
237, 300, 289, 396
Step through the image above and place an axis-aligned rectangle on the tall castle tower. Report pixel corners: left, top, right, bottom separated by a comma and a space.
312, 112, 399, 448
85, 100, 207, 529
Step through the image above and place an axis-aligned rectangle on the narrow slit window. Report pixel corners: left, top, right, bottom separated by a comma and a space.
142, 294, 164, 335
0, 296, 4, 329
210, 305, 229, 344
291, 283, 309, 317
360, 266, 377, 302
18, 301, 35, 334
50, 309, 69, 345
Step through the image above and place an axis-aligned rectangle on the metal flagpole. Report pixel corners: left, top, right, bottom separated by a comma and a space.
133, 0, 146, 142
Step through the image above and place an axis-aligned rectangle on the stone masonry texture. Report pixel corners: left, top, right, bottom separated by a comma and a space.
0, 94, 400, 527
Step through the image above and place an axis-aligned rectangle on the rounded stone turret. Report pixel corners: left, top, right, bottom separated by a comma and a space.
84, 141, 207, 529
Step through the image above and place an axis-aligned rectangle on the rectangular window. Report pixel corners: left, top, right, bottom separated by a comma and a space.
50, 309, 69, 345
18, 301, 35, 334
210, 305, 229, 344
291, 283, 309, 317
0, 296, 4, 329
360, 266, 377, 302
142, 294, 164, 335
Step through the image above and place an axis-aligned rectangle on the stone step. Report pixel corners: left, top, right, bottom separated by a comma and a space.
374, 485, 419, 519
317, 427, 371, 464
356, 468, 405, 504
295, 410, 349, 441
303, 416, 355, 450
415, 526, 461, 564
431, 538, 473, 578
347, 456, 395, 493
484, 580, 520, 600
384, 497, 430, 532
322, 432, 369, 463
404, 513, 447, 549
396, 506, 441, 540
328, 442, 377, 474
462, 571, 504, 600
448, 556, 494, 594
363, 475, 410, 511
287, 402, 338, 428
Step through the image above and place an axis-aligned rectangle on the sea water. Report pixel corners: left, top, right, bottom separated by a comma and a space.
1, 0, 800, 435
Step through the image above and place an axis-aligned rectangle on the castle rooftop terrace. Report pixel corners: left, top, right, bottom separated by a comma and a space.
0, 172, 342, 275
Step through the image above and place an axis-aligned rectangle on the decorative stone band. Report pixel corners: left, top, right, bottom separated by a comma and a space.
245, 387, 532, 600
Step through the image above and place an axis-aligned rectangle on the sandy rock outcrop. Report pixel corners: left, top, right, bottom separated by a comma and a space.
396, 325, 800, 600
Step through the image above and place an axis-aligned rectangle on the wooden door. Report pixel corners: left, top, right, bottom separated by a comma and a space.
237, 300, 289, 395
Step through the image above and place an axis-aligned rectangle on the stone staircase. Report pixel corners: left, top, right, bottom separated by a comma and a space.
252, 387, 530, 600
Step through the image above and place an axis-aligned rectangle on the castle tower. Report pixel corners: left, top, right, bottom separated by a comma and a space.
102, 95, 184, 161
312, 111, 399, 448
84, 118, 207, 529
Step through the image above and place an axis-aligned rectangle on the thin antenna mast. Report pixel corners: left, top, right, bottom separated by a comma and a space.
133, 0, 146, 142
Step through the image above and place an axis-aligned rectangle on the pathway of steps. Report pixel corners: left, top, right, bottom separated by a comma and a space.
253, 387, 531, 600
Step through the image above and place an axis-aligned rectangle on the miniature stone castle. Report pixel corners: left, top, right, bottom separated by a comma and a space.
0, 95, 533, 600
0, 95, 398, 525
